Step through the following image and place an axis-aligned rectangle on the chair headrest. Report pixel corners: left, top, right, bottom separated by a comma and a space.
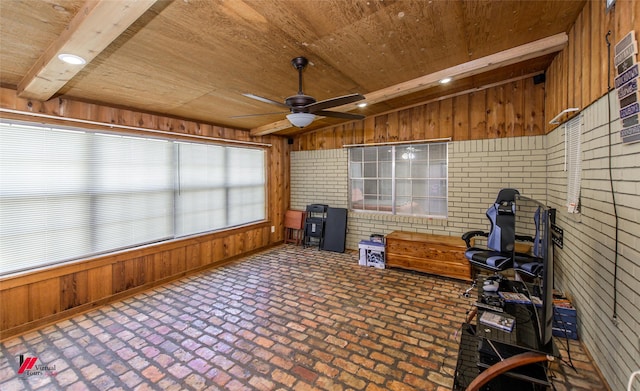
495, 188, 520, 204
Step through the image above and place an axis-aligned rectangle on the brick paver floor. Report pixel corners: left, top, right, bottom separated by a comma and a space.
0, 245, 607, 390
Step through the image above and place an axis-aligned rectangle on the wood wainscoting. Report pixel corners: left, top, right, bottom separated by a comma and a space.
0, 223, 276, 340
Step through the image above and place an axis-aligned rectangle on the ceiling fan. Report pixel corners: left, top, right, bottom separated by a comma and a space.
238, 56, 366, 128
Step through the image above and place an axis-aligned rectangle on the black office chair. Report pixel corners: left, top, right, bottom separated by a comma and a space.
461, 188, 519, 297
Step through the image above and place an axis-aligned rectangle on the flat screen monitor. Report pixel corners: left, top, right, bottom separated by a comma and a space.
514, 195, 554, 347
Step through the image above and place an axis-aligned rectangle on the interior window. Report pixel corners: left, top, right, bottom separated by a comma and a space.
348, 142, 448, 217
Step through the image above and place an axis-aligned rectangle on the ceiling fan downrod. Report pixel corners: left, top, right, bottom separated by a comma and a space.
291, 56, 308, 95
286, 56, 316, 110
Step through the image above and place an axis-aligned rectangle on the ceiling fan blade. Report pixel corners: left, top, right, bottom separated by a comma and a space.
242, 93, 289, 108
230, 111, 289, 119
306, 93, 365, 112
314, 110, 365, 120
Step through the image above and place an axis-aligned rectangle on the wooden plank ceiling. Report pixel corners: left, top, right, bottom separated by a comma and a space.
0, 0, 586, 136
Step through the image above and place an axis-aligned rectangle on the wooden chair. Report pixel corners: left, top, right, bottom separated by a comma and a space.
284, 210, 305, 245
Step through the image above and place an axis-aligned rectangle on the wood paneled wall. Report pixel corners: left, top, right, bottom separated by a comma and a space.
0, 88, 289, 340
293, 77, 545, 151
545, 0, 638, 131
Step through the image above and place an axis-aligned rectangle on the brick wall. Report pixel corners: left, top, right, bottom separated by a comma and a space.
290, 136, 547, 251
546, 91, 640, 391
290, 149, 349, 210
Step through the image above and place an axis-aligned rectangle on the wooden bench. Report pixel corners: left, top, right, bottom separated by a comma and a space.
385, 231, 472, 281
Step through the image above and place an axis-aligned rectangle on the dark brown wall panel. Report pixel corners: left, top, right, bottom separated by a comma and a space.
425, 102, 439, 139
470, 90, 488, 140
28, 279, 60, 322
487, 85, 506, 138
387, 112, 399, 143
60, 271, 88, 311
397, 108, 413, 142
453, 94, 470, 141
409, 106, 424, 141
0, 286, 29, 330
524, 77, 544, 136
87, 265, 112, 302
505, 80, 524, 137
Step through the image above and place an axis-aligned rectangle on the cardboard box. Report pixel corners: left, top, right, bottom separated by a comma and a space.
359, 240, 385, 269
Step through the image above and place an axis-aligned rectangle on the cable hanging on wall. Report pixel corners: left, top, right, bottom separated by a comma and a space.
605, 30, 621, 325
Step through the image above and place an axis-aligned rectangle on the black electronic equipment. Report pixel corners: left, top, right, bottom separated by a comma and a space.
322, 207, 347, 252
513, 195, 555, 347
480, 292, 505, 309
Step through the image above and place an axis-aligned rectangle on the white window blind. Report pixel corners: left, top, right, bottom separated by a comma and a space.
92, 133, 174, 250
226, 147, 266, 226
565, 115, 582, 213
175, 142, 227, 236
0, 123, 173, 273
0, 120, 266, 275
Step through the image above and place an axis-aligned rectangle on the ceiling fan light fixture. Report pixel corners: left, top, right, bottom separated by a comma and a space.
440, 77, 452, 84
357, 102, 368, 108
58, 53, 86, 65
287, 113, 315, 128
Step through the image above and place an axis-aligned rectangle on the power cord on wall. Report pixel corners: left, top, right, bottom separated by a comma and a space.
605, 30, 621, 326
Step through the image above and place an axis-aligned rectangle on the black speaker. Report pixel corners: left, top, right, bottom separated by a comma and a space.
287, 138, 294, 145
321, 207, 347, 253
533, 74, 546, 85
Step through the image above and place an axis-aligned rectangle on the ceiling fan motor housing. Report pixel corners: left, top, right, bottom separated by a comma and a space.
286, 94, 316, 111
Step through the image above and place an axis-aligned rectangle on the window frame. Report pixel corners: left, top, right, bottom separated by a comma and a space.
348, 142, 448, 218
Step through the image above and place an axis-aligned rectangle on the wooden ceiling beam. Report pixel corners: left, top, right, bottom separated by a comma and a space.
250, 119, 294, 136
17, 0, 157, 101
250, 32, 568, 137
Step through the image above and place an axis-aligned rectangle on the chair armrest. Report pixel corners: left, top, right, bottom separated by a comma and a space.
461, 231, 488, 248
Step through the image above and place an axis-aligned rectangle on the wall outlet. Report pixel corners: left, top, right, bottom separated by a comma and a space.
271, 225, 275, 233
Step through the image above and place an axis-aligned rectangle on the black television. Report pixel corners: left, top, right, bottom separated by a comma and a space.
513, 195, 555, 347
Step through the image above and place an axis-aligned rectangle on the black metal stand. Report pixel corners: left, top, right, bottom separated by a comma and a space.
303, 204, 328, 248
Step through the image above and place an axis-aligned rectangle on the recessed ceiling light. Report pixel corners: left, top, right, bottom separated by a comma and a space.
440, 77, 452, 84
57, 53, 86, 65
357, 102, 368, 108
